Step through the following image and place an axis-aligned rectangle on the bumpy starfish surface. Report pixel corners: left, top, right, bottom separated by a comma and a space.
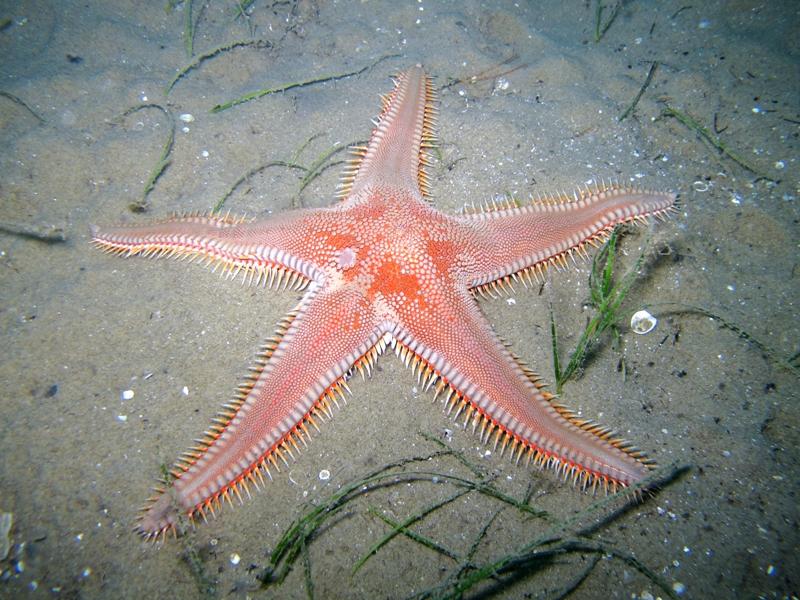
91, 65, 675, 540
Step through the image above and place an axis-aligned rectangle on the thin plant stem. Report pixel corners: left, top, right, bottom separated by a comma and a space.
619, 61, 658, 121
119, 104, 176, 212
211, 54, 399, 113
661, 104, 772, 180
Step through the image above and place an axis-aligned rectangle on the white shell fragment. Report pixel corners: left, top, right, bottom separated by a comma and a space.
179, 113, 195, 123
630, 310, 657, 335
318, 469, 331, 481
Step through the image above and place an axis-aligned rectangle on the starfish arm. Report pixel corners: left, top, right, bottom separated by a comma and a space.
136, 285, 384, 539
460, 185, 676, 289
89, 209, 354, 288
393, 289, 651, 491
340, 65, 437, 200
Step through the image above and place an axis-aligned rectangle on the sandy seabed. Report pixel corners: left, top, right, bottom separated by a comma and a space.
0, 1, 797, 598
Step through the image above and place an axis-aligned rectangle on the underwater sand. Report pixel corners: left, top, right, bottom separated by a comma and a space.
0, 1, 797, 598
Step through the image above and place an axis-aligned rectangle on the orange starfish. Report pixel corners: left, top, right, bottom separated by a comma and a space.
91, 65, 675, 540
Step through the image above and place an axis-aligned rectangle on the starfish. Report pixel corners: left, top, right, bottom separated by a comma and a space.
91, 65, 675, 540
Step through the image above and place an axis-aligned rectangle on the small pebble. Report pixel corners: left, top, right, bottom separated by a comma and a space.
672, 581, 686, 595
121, 389, 134, 401
179, 113, 195, 123
182, 386, 189, 396
230, 553, 240, 565
117, 415, 128, 422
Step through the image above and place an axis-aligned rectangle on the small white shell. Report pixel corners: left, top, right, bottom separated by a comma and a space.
179, 113, 195, 123
630, 310, 657, 335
